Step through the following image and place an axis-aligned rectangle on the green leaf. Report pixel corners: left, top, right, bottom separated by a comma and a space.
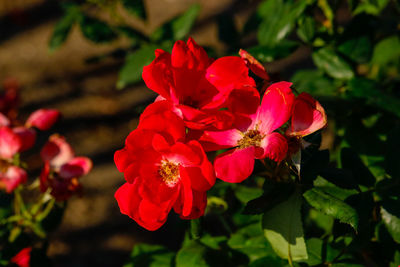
152, 4, 201, 41
372, 36, 400, 66
246, 41, 298, 63
124, 244, 174, 267
296, 16, 315, 43
291, 70, 337, 97
337, 35, 372, 63
303, 187, 359, 230
121, 0, 146, 20
390, 250, 400, 267
305, 238, 323, 266
381, 199, 400, 243
117, 44, 158, 89
257, 0, 307, 46
262, 189, 308, 262
312, 47, 354, 80
234, 185, 262, 203
249, 256, 290, 267
228, 224, 274, 262
353, 0, 390, 15
347, 77, 400, 117
49, 5, 80, 51
79, 15, 117, 43
176, 240, 209, 267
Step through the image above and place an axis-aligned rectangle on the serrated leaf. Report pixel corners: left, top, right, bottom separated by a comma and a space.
304, 187, 359, 230
152, 4, 200, 41
117, 44, 158, 89
49, 5, 80, 51
381, 199, 400, 243
262, 189, 308, 262
312, 48, 354, 80
79, 15, 117, 43
122, 0, 146, 20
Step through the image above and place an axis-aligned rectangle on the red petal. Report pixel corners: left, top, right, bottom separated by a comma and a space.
13, 127, 36, 152
26, 109, 60, 130
40, 135, 74, 168
11, 247, 31, 267
225, 86, 260, 115
40, 161, 50, 192
176, 167, 193, 217
200, 129, 242, 151
114, 148, 133, 172
164, 142, 201, 166
256, 132, 288, 162
287, 92, 327, 137
214, 147, 255, 183
206, 56, 256, 92
239, 49, 270, 81
0, 126, 21, 159
0, 166, 27, 193
257, 81, 295, 133
142, 50, 173, 100
59, 157, 92, 179
176, 190, 207, 220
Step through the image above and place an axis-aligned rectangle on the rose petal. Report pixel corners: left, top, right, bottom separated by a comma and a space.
13, 127, 36, 152
214, 147, 255, 183
59, 157, 92, 179
256, 132, 288, 162
26, 109, 60, 130
11, 247, 31, 267
200, 129, 242, 151
287, 92, 327, 137
257, 81, 295, 134
40, 135, 74, 168
0, 126, 21, 159
239, 49, 270, 81
0, 166, 27, 193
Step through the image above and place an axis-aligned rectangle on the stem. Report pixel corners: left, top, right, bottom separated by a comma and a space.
36, 199, 55, 222
190, 218, 202, 240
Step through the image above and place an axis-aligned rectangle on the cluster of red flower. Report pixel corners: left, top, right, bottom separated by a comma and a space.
0, 79, 92, 200
114, 38, 327, 231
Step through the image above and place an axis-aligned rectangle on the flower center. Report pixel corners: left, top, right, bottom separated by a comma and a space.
237, 130, 264, 149
158, 161, 180, 186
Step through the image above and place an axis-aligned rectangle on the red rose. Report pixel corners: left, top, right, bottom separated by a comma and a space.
114, 106, 215, 230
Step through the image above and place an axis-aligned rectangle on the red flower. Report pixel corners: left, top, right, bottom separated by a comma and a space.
11, 247, 31, 267
114, 106, 215, 231
142, 38, 255, 130
40, 135, 92, 201
200, 82, 295, 183
0, 126, 27, 193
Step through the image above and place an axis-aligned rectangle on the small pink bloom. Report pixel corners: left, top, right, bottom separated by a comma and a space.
0, 126, 21, 159
239, 49, 270, 81
40, 134, 74, 169
0, 166, 27, 193
40, 135, 92, 201
11, 247, 31, 267
201, 82, 295, 183
286, 92, 327, 137
25, 109, 60, 131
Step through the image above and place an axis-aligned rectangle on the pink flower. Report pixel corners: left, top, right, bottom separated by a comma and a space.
40, 135, 92, 201
11, 247, 31, 267
200, 82, 295, 183
142, 38, 255, 130
0, 126, 27, 193
114, 105, 215, 230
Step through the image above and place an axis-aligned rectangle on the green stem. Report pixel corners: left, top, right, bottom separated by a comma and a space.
36, 199, 55, 222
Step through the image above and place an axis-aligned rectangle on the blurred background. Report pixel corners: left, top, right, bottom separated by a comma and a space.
1, 0, 399, 266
